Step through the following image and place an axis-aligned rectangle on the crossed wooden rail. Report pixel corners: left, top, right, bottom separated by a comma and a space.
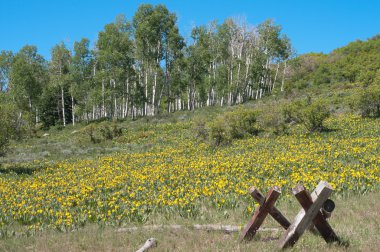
240, 181, 340, 249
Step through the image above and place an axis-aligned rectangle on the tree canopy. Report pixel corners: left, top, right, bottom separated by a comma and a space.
1, 3, 294, 129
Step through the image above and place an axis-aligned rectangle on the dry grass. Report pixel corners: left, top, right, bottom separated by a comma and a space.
0, 191, 379, 252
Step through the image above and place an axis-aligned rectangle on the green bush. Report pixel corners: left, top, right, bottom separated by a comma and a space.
225, 107, 259, 138
282, 100, 304, 124
359, 84, 380, 118
112, 123, 123, 138
82, 124, 99, 143
98, 123, 113, 140
259, 106, 289, 136
82, 122, 124, 143
300, 102, 331, 132
285, 98, 330, 132
208, 107, 259, 146
0, 104, 33, 156
193, 116, 208, 140
208, 116, 230, 146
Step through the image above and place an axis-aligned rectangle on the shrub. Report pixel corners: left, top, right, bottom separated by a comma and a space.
225, 107, 259, 138
300, 102, 331, 132
208, 107, 259, 146
82, 124, 99, 143
208, 116, 230, 146
0, 104, 32, 156
359, 84, 380, 118
285, 98, 331, 132
82, 122, 124, 143
99, 123, 113, 140
112, 123, 123, 138
282, 100, 304, 124
193, 116, 208, 140
259, 106, 289, 136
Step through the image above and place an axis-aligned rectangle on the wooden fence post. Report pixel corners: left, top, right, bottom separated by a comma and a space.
249, 187, 291, 230
239, 186, 282, 241
293, 184, 340, 243
279, 181, 336, 249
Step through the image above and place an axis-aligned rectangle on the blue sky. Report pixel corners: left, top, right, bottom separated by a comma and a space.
1, 0, 379, 59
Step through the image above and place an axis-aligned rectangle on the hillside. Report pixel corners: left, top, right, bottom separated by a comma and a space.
287, 35, 380, 89
1, 30, 380, 252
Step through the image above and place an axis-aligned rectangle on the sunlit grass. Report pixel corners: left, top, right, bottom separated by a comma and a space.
0, 112, 379, 237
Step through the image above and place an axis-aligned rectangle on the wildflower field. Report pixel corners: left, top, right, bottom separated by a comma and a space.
0, 113, 379, 237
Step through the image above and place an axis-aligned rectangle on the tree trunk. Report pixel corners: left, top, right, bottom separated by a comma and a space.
229, 65, 233, 105
35, 107, 38, 124
112, 79, 117, 119
145, 69, 148, 116
28, 96, 35, 124
61, 86, 66, 127
153, 71, 157, 116
281, 61, 287, 92
125, 78, 129, 118
187, 87, 191, 111
71, 94, 75, 126
102, 79, 106, 118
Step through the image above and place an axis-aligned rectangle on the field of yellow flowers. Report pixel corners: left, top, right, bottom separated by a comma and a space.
0, 114, 379, 236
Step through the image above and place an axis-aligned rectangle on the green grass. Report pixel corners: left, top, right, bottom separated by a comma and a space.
0, 104, 222, 165
0, 191, 378, 251
1, 93, 379, 251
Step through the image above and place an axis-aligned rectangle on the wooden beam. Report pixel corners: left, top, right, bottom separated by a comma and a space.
250, 187, 291, 229
136, 238, 157, 252
117, 224, 279, 233
239, 186, 281, 241
279, 181, 333, 249
294, 184, 340, 243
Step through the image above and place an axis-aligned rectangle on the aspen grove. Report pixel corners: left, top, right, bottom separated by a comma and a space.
1, 4, 291, 128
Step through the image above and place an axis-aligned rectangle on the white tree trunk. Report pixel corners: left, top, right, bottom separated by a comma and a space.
71, 95, 75, 126
125, 78, 129, 118
35, 108, 38, 124
281, 61, 287, 92
187, 88, 190, 111
272, 63, 280, 91
145, 69, 148, 116
153, 71, 157, 116
60, 86, 66, 126
102, 79, 106, 118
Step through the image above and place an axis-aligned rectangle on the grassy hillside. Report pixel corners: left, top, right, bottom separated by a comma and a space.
1, 35, 380, 251
288, 34, 380, 89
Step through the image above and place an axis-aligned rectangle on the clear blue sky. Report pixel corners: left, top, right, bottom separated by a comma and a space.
1, 0, 379, 59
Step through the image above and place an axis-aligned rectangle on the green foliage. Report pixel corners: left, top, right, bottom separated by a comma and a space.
0, 50, 13, 91
288, 35, 380, 90
301, 102, 331, 132
0, 104, 33, 156
225, 107, 259, 138
285, 98, 331, 132
193, 116, 208, 140
0, 106, 12, 156
258, 105, 289, 136
208, 116, 230, 146
82, 124, 99, 144
9, 46, 47, 120
82, 121, 124, 143
208, 107, 259, 146
359, 84, 380, 118
39, 85, 60, 129
98, 122, 113, 140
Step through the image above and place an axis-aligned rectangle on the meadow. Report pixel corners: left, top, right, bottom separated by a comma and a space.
0, 105, 379, 247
